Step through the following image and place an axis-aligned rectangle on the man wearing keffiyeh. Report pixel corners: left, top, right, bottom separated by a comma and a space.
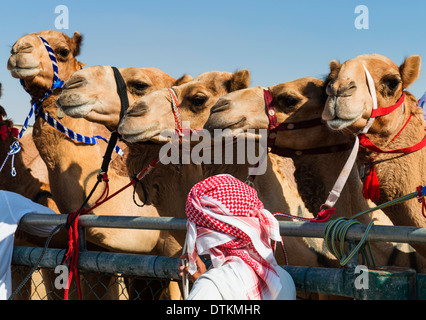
179, 174, 296, 300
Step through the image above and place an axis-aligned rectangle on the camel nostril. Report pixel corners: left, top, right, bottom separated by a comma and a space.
210, 100, 231, 114
127, 103, 149, 117
338, 82, 357, 97
326, 83, 333, 96
12, 45, 34, 55
63, 78, 87, 90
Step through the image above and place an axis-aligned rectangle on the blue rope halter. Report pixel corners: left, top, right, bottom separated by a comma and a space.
1, 35, 123, 176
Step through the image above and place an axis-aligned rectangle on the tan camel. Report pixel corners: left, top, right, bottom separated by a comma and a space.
322, 54, 426, 256
204, 77, 426, 271
8, 30, 167, 254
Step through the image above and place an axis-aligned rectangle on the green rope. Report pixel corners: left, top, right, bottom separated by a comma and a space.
351, 191, 419, 220
323, 189, 421, 267
324, 217, 375, 267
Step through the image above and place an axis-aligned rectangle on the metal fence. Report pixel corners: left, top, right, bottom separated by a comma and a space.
11, 214, 426, 300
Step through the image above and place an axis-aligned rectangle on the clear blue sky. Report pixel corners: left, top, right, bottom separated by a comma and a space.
0, 0, 425, 122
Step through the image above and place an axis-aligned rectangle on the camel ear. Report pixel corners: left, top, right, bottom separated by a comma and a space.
0, 105, 7, 119
328, 60, 340, 78
78, 62, 86, 69
228, 69, 250, 92
72, 32, 83, 57
399, 55, 421, 88
174, 74, 192, 86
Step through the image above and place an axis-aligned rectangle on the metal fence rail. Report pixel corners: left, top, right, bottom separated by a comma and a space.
19, 213, 426, 244
11, 213, 426, 300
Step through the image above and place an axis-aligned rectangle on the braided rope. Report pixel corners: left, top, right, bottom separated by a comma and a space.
1, 35, 124, 177
323, 187, 425, 266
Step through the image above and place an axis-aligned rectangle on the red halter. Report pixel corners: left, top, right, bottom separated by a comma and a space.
359, 92, 426, 155
358, 90, 426, 201
263, 88, 351, 156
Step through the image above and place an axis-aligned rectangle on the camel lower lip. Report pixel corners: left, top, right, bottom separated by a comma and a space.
57, 97, 96, 112
218, 117, 247, 130
11, 67, 40, 79
120, 130, 161, 143
326, 117, 358, 130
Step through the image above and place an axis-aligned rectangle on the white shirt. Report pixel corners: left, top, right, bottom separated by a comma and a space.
0, 191, 58, 300
187, 263, 296, 300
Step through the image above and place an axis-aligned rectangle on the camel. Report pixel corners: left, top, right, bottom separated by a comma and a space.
322, 54, 426, 257
7, 30, 188, 299
115, 70, 342, 271
203, 77, 426, 271
59, 69, 335, 276
0, 106, 60, 241
8, 30, 168, 254
57, 65, 192, 131
0, 102, 72, 299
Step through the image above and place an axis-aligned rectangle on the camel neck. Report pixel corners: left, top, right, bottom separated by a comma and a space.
0, 140, 43, 201
292, 149, 369, 218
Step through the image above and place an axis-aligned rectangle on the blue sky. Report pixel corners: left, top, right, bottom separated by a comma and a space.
0, 0, 425, 122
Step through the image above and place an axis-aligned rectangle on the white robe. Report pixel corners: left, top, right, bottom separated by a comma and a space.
0, 190, 58, 300
188, 262, 296, 300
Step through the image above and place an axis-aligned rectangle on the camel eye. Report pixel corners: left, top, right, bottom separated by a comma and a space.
284, 96, 300, 107
129, 82, 150, 95
277, 94, 301, 111
191, 95, 208, 107
58, 49, 70, 58
384, 77, 401, 91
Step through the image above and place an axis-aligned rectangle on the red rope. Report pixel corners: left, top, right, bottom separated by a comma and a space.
273, 207, 335, 223
61, 162, 157, 300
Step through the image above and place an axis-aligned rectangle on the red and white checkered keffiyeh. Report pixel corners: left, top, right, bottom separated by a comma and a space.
184, 174, 282, 300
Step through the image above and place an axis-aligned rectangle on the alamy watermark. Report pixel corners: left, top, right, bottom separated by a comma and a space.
354, 265, 369, 290
158, 123, 268, 176
354, 5, 369, 30
55, 5, 69, 30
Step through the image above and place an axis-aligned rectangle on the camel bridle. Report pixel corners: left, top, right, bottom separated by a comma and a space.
168, 88, 183, 136
16, 36, 123, 156
356, 66, 426, 155
263, 88, 352, 157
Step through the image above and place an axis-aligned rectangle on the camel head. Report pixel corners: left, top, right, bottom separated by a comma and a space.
56, 66, 190, 130
7, 30, 84, 98
204, 77, 346, 149
323, 54, 421, 134
118, 70, 250, 143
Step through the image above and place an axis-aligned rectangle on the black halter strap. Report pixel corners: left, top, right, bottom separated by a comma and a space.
111, 66, 130, 120
98, 67, 130, 177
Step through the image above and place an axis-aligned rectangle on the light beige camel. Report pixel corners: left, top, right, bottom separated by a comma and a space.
322, 54, 426, 256
204, 77, 426, 271
58, 65, 195, 300
57, 65, 192, 131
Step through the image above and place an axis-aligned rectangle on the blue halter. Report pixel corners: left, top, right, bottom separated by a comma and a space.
1, 35, 123, 177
